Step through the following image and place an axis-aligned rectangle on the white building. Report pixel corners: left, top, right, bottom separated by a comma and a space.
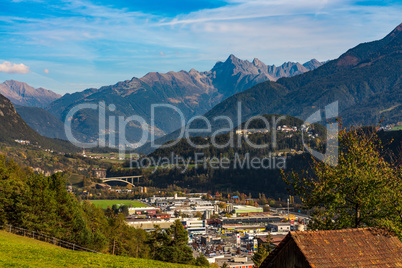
181, 218, 207, 235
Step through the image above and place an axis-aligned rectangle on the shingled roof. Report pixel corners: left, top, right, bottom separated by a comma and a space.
261, 228, 402, 268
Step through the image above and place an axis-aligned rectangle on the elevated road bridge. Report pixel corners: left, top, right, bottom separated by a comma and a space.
100, 175, 142, 187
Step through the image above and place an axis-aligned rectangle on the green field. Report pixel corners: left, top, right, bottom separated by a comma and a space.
100, 158, 126, 164
90, 200, 148, 209
86, 152, 138, 158
0, 231, 197, 268
68, 174, 85, 185
391, 125, 402, 131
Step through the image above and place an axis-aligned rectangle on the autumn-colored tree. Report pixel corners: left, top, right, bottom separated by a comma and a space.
218, 202, 227, 209
194, 211, 203, 218
284, 127, 402, 237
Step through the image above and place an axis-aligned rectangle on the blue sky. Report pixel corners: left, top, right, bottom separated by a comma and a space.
0, 0, 400, 94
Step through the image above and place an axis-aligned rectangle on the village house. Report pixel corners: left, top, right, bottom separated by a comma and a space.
92, 168, 107, 178
260, 228, 402, 268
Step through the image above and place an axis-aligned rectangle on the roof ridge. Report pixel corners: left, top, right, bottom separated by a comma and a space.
289, 231, 315, 267
290, 227, 371, 235
290, 227, 397, 237
261, 228, 402, 268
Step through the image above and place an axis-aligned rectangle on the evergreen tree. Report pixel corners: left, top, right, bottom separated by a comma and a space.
252, 245, 269, 267
120, 205, 129, 216
0, 155, 154, 259
171, 219, 188, 245
149, 220, 195, 264
0, 156, 27, 226
81, 201, 109, 252
195, 254, 210, 266
148, 225, 172, 260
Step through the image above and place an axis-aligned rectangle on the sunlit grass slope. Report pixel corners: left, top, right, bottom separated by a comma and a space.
0, 231, 197, 268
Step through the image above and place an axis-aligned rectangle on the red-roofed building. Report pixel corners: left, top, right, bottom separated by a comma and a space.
257, 235, 286, 248
261, 228, 402, 268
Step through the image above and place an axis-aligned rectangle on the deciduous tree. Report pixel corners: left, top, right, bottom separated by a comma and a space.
284, 127, 402, 237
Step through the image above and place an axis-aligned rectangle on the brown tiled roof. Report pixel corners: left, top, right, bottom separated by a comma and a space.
261, 228, 402, 267
271, 235, 286, 246
258, 235, 286, 246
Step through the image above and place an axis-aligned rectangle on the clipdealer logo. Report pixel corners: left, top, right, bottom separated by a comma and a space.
64, 101, 339, 172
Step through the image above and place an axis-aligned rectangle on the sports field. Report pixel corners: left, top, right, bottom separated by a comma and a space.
90, 200, 148, 209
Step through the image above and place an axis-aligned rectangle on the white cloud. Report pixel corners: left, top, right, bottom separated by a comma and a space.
157, 0, 340, 26
0, 61, 30, 74
43, 68, 49, 74
1, 0, 401, 93
6, 0, 400, 64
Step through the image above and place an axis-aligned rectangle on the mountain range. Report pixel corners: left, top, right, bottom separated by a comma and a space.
39, 56, 322, 143
0, 80, 61, 108
1, 23, 400, 155
138, 23, 402, 154
205, 23, 402, 127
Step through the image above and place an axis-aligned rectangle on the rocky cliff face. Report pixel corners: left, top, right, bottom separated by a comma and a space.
0, 93, 45, 142
0, 93, 79, 152
43, 55, 322, 143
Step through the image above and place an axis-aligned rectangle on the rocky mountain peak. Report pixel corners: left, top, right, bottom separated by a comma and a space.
387, 23, 402, 39
303, 58, 322, 69
252, 58, 266, 68
0, 80, 61, 108
226, 54, 241, 63
43, 54, 324, 144
189, 68, 199, 74
3, 80, 30, 93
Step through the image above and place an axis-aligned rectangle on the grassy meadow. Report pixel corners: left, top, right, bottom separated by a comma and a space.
0, 231, 198, 268
89, 200, 148, 209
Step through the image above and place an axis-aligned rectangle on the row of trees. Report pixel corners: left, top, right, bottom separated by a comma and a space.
0, 155, 208, 266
